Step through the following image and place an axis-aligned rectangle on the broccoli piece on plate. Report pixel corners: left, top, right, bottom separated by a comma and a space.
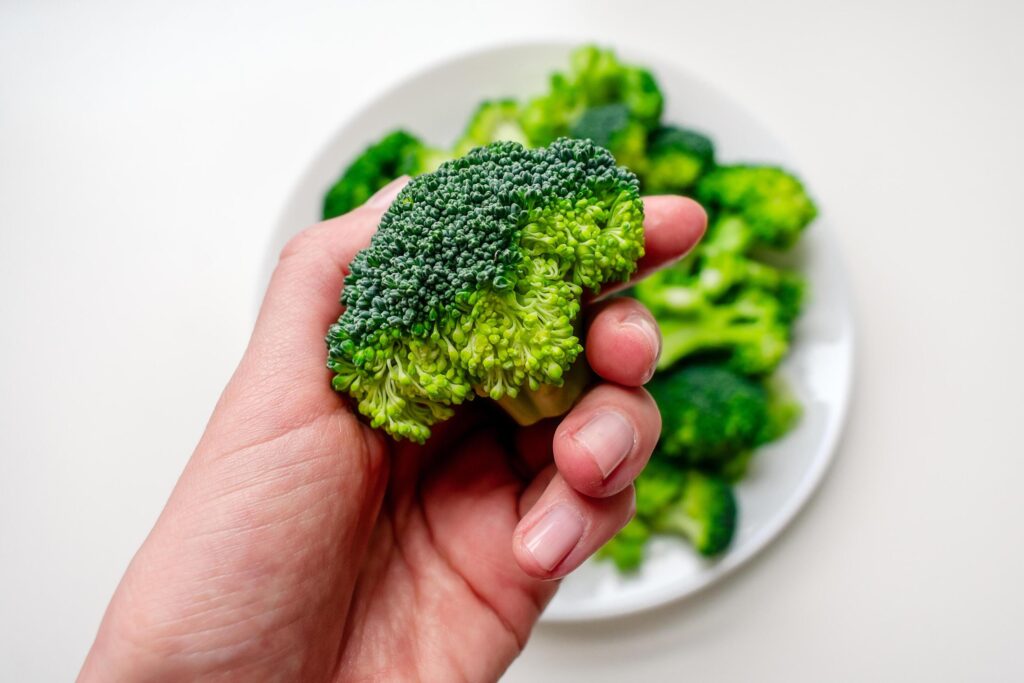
326, 138, 645, 442
635, 253, 804, 375
649, 364, 769, 467
453, 99, 528, 156
648, 363, 802, 479
634, 205, 810, 375
570, 104, 649, 173
615, 460, 738, 557
322, 130, 448, 219
520, 45, 664, 146
642, 126, 716, 194
654, 467, 737, 556
653, 288, 792, 374
596, 517, 651, 572
697, 165, 817, 250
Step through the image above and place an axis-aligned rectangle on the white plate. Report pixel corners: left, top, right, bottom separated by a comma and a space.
265, 41, 855, 623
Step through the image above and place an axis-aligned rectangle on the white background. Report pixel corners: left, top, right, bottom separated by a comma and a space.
2, 1, 1022, 680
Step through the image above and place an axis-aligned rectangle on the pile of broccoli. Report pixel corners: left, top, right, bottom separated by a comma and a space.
321, 45, 817, 569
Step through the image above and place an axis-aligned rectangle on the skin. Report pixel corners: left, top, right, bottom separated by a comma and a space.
79, 178, 706, 682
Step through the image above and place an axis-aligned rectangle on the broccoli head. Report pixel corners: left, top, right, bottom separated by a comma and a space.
520, 45, 664, 146
697, 165, 817, 250
624, 460, 737, 557
649, 364, 769, 467
322, 130, 448, 219
453, 99, 528, 156
642, 126, 716, 194
647, 362, 801, 479
656, 467, 737, 556
569, 103, 649, 173
326, 138, 645, 442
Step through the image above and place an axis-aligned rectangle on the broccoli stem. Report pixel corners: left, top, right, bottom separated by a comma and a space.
496, 357, 592, 425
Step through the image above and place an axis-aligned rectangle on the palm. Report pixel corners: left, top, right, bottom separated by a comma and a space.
335, 418, 553, 681
80, 194, 704, 682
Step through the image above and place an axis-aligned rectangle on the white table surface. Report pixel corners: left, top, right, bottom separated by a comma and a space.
2, 1, 1022, 680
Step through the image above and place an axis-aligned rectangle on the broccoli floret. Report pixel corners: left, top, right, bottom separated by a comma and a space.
634, 214, 808, 374
453, 99, 528, 156
636, 255, 802, 375
633, 460, 737, 557
325, 138, 645, 442
642, 126, 716, 194
570, 104, 649, 173
599, 461, 738, 566
655, 468, 737, 556
322, 130, 448, 219
654, 288, 791, 374
520, 45, 664, 146
758, 374, 802, 445
596, 517, 651, 572
649, 364, 769, 467
647, 363, 801, 480
697, 165, 817, 250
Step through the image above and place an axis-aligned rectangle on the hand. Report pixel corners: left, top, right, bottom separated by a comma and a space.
80, 178, 706, 682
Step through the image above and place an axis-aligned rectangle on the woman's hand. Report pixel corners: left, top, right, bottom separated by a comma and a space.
80, 178, 705, 682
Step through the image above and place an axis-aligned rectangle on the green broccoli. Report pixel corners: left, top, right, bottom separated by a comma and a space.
653, 288, 791, 374
326, 138, 645, 442
635, 252, 804, 375
596, 517, 651, 572
641, 126, 716, 194
633, 175, 811, 374
620, 460, 737, 559
453, 99, 528, 156
570, 104, 649, 173
322, 130, 448, 219
653, 467, 737, 556
697, 165, 817, 250
647, 363, 802, 478
520, 45, 664, 147
649, 364, 769, 467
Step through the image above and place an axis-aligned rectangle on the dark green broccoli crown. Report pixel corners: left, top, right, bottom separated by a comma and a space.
649, 126, 715, 166
569, 103, 649, 172
570, 103, 632, 148
642, 125, 716, 194
327, 138, 645, 442
649, 363, 769, 465
673, 470, 737, 556
697, 165, 817, 250
323, 130, 430, 220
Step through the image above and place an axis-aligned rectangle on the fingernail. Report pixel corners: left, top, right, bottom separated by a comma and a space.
573, 411, 636, 478
523, 504, 585, 571
623, 312, 661, 382
366, 176, 410, 209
